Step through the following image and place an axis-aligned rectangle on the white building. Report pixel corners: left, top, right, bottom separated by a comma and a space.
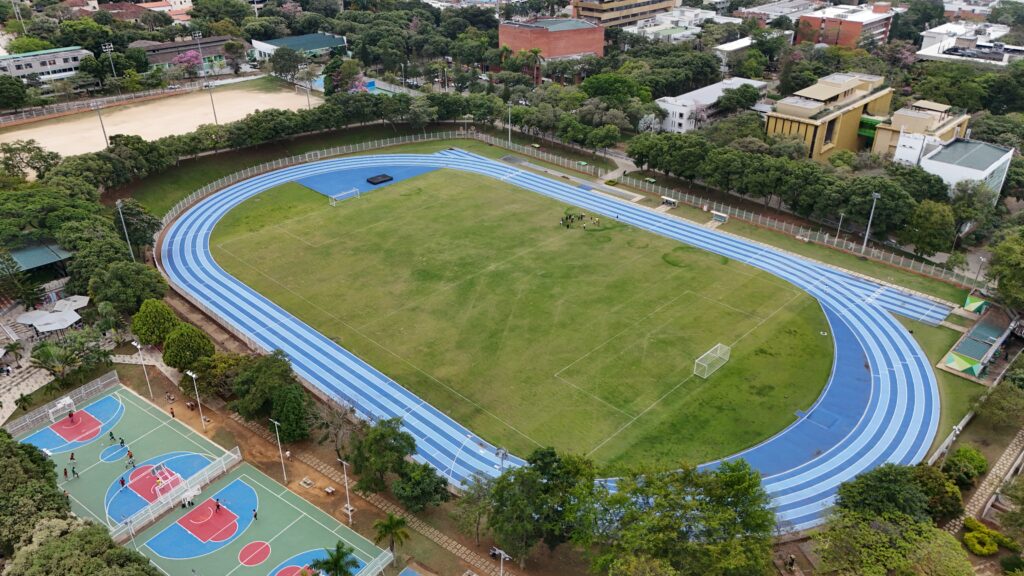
918, 139, 1015, 196
656, 77, 767, 133
712, 31, 793, 72
917, 21, 1023, 68
621, 7, 741, 43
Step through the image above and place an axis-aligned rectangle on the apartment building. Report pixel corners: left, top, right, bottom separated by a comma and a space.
765, 72, 892, 161
796, 3, 898, 47
621, 7, 740, 42
0, 46, 92, 85
917, 21, 1023, 68
733, 0, 821, 26
657, 77, 767, 133
571, 0, 677, 28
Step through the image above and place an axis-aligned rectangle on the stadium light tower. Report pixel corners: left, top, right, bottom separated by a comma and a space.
191, 31, 219, 125
336, 457, 355, 525
90, 102, 109, 147
860, 192, 881, 255
493, 547, 511, 576
130, 341, 152, 399
184, 370, 207, 431
101, 42, 121, 96
115, 199, 135, 262
269, 418, 288, 484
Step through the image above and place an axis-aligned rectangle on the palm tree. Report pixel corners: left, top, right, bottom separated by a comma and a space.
95, 301, 123, 344
15, 392, 32, 412
31, 341, 79, 385
526, 48, 542, 86
295, 63, 323, 110
307, 541, 361, 576
4, 341, 23, 368
373, 513, 409, 566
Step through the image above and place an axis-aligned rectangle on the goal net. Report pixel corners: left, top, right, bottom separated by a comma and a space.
694, 343, 730, 379
48, 397, 76, 423
329, 187, 361, 206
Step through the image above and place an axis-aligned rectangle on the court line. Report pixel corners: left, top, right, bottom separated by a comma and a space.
39, 397, 125, 453
223, 517, 303, 576
115, 390, 231, 458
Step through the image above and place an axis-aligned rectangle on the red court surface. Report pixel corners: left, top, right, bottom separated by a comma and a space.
128, 465, 182, 503
177, 500, 239, 543
276, 567, 313, 576
238, 541, 271, 566
51, 412, 102, 442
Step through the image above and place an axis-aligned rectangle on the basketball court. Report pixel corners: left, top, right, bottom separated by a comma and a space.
12, 379, 389, 576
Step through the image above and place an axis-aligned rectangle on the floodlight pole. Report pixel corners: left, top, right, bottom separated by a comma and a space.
495, 547, 511, 576
102, 42, 121, 96
861, 192, 881, 255
184, 370, 206, 431
974, 256, 987, 289
496, 447, 508, 472
192, 31, 219, 124
269, 418, 287, 484
835, 212, 844, 246
337, 457, 354, 525
92, 103, 109, 147
131, 340, 152, 399
507, 103, 511, 147
115, 199, 135, 262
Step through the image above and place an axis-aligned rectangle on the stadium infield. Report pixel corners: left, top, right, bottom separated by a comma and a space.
16, 384, 386, 576
209, 169, 834, 469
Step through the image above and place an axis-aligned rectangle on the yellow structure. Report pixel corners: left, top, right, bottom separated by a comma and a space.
869, 100, 970, 158
765, 72, 892, 161
571, 0, 676, 27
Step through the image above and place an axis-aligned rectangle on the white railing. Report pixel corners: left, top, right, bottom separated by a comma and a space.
110, 446, 243, 544
160, 130, 606, 226
3, 371, 120, 438
0, 83, 201, 126
618, 175, 979, 289
358, 550, 394, 576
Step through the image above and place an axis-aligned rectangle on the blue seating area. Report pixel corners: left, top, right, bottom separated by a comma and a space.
161, 149, 950, 531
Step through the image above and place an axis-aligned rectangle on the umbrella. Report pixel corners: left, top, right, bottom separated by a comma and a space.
15, 310, 49, 325
53, 295, 89, 312
34, 310, 81, 332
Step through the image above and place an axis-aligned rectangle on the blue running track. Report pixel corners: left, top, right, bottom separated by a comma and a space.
160, 150, 951, 530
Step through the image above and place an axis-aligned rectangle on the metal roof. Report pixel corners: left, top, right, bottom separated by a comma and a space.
912, 99, 951, 112
794, 82, 850, 101
0, 46, 87, 61
10, 243, 72, 271
264, 33, 347, 52
927, 139, 1013, 171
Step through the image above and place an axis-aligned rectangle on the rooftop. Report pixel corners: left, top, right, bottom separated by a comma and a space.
922, 20, 1008, 39
658, 77, 767, 107
926, 139, 1014, 170
715, 36, 753, 51
736, 0, 821, 17
803, 3, 895, 22
264, 32, 347, 52
0, 46, 89, 61
912, 99, 951, 112
503, 18, 597, 31
11, 243, 72, 271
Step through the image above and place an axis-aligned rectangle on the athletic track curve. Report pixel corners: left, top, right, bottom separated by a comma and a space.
160, 149, 952, 530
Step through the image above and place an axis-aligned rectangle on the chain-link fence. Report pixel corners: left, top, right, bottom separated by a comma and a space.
0, 83, 201, 126
619, 175, 978, 288
3, 371, 120, 438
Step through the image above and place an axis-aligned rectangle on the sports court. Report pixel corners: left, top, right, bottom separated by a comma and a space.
10, 376, 389, 576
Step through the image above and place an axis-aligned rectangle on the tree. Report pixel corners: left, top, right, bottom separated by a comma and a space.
268, 380, 312, 442
65, 238, 131, 295
0, 140, 61, 179
899, 200, 955, 257
580, 73, 649, 107
987, 227, 1024, 309
889, 0, 946, 42
192, 352, 253, 399
714, 83, 761, 114
308, 541, 361, 576
842, 177, 916, 237
4, 340, 24, 368
312, 398, 363, 459
172, 50, 203, 78
323, 57, 362, 96
942, 445, 988, 488
0, 429, 71, 557
3, 519, 159, 576
453, 473, 494, 546
114, 199, 161, 249
585, 124, 620, 154
223, 40, 246, 74
998, 474, 1024, 540
131, 299, 179, 346
349, 418, 416, 492
609, 555, 679, 576
407, 97, 438, 132
8, 36, 54, 54
268, 47, 305, 82
836, 463, 931, 522
162, 322, 214, 371
976, 380, 1024, 428
373, 513, 409, 565
89, 261, 167, 316
190, 0, 251, 24
911, 464, 963, 522
950, 180, 997, 233
885, 163, 952, 203
0, 75, 27, 111
0, 248, 42, 310
30, 341, 80, 384
392, 461, 451, 512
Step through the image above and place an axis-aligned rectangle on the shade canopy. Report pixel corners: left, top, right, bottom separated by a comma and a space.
15, 310, 49, 324
53, 295, 90, 312
34, 310, 81, 332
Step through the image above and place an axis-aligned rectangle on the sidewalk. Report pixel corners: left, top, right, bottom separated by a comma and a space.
945, 428, 1024, 533
0, 366, 53, 424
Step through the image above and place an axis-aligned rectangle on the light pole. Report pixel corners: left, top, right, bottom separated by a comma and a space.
337, 458, 355, 525
494, 547, 511, 576
269, 418, 288, 484
974, 256, 987, 288
101, 42, 121, 96
507, 103, 511, 147
91, 103, 109, 147
184, 370, 206, 431
131, 340, 152, 399
192, 31, 219, 124
861, 192, 881, 255
495, 447, 508, 472
835, 212, 844, 246
115, 199, 135, 262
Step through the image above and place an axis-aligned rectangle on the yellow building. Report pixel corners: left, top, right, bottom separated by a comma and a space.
571, 0, 677, 27
869, 100, 970, 158
765, 72, 893, 161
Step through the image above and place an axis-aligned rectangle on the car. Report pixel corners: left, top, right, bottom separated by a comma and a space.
166, 84, 182, 89
478, 74, 489, 82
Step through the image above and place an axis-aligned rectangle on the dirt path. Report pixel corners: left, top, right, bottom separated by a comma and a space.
0, 84, 320, 156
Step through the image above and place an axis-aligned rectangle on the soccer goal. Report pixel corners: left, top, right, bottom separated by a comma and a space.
48, 397, 76, 423
329, 187, 361, 206
694, 343, 731, 379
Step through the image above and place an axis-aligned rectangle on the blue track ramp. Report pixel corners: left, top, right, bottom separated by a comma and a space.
297, 165, 436, 197
161, 150, 952, 531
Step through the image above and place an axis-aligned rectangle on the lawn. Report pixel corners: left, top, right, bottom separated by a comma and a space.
209, 169, 833, 469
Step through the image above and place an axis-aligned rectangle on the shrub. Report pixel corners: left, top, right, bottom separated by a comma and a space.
1001, 555, 1024, 573
605, 179, 618, 186
963, 531, 998, 556
943, 445, 989, 488
963, 517, 1021, 553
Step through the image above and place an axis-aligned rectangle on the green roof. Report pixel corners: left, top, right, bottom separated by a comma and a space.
11, 243, 72, 271
0, 46, 87, 61
519, 18, 596, 31
928, 139, 1013, 171
265, 33, 347, 52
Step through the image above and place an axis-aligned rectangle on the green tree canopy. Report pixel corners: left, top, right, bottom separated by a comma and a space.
162, 322, 214, 371
89, 261, 167, 316
131, 299, 179, 346
3, 518, 159, 576
0, 75, 27, 111
391, 461, 451, 512
0, 430, 71, 557
836, 463, 931, 522
899, 200, 956, 257
350, 417, 416, 493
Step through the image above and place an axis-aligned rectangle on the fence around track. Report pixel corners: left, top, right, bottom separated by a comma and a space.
0, 84, 201, 126
357, 550, 395, 576
618, 175, 979, 289
3, 371, 120, 438
110, 446, 243, 544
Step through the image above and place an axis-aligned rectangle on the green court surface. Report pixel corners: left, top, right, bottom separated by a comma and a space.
15, 383, 386, 576
211, 169, 834, 469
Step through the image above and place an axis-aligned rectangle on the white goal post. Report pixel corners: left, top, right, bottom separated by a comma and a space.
694, 343, 731, 379
329, 188, 361, 206
48, 397, 76, 423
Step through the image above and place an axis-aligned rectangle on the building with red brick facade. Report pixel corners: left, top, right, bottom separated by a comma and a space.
498, 19, 605, 58
796, 3, 898, 48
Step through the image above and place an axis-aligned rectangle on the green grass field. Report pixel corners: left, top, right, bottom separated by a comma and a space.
210, 169, 832, 469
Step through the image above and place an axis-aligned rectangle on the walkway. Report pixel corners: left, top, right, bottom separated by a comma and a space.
0, 366, 53, 424
946, 428, 1024, 533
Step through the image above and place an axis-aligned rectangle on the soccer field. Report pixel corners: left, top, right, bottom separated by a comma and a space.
210, 169, 833, 468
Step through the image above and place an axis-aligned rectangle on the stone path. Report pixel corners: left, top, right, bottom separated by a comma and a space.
226, 412, 514, 576
111, 349, 182, 385
945, 428, 1024, 533
0, 365, 53, 424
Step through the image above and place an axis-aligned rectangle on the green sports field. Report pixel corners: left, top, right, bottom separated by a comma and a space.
211, 169, 834, 468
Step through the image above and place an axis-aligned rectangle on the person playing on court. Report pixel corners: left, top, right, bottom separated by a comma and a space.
252, 509, 257, 521
71, 466, 79, 478
119, 437, 125, 448
214, 499, 221, 513
109, 431, 116, 443
67, 410, 74, 423
119, 477, 126, 490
